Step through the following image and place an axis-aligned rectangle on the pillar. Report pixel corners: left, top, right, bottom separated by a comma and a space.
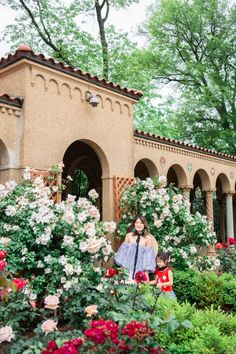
205, 190, 215, 230
181, 185, 192, 210
226, 193, 234, 240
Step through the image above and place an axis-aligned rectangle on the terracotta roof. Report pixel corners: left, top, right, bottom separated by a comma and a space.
0, 44, 143, 101
0, 93, 23, 108
134, 129, 236, 161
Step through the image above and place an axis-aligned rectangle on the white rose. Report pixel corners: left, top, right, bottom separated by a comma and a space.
0, 326, 14, 343
41, 319, 57, 335
44, 295, 60, 310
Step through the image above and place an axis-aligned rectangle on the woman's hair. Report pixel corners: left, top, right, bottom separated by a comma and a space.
156, 252, 170, 263
129, 214, 150, 236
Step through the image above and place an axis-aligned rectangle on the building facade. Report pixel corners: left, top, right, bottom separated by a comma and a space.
0, 45, 236, 241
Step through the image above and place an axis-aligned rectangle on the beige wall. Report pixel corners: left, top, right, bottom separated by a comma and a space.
1, 57, 236, 223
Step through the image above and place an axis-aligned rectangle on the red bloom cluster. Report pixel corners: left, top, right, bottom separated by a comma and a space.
111, 339, 132, 353
135, 271, 148, 283
12, 278, 29, 290
105, 268, 119, 278
84, 319, 119, 344
0, 250, 7, 258
42, 338, 83, 354
0, 258, 7, 271
122, 320, 154, 341
216, 239, 236, 249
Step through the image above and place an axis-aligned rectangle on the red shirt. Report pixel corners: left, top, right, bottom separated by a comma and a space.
156, 266, 173, 292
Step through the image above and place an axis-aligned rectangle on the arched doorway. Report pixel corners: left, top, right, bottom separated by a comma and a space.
0, 140, 10, 183
190, 169, 211, 216
134, 159, 158, 180
62, 141, 103, 214
167, 164, 187, 187
215, 173, 231, 242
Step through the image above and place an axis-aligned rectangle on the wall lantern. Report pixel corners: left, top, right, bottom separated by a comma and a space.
85, 91, 99, 107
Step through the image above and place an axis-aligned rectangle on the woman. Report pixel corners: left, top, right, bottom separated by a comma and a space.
115, 215, 158, 280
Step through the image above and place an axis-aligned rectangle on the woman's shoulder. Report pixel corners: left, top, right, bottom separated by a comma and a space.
125, 232, 134, 242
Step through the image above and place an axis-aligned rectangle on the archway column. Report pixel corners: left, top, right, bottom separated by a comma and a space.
218, 196, 226, 243
205, 189, 215, 231
226, 192, 234, 240
102, 176, 114, 221
180, 185, 193, 210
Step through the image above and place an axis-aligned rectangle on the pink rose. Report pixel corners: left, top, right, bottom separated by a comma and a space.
85, 305, 98, 317
0, 259, 7, 271
44, 295, 60, 310
0, 326, 14, 343
41, 319, 58, 335
12, 278, 28, 290
0, 250, 7, 259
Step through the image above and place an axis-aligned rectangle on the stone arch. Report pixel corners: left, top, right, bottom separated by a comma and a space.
48, 78, 59, 94
123, 104, 130, 116
104, 97, 113, 111
62, 139, 110, 216
0, 139, 10, 166
34, 74, 47, 90
193, 169, 211, 191
114, 101, 122, 113
215, 173, 231, 194
61, 83, 71, 98
73, 87, 83, 101
134, 158, 158, 179
167, 164, 187, 187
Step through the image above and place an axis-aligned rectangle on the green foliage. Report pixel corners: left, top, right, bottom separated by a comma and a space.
217, 248, 236, 275
143, 0, 236, 154
174, 269, 236, 312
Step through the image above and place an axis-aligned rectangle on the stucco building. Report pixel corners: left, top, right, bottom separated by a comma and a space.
0, 44, 236, 241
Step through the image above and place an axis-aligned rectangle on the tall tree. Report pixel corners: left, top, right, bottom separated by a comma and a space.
0, 0, 139, 80
143, 0, 236, 154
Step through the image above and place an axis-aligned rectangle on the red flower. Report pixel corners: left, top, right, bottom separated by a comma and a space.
135, 271, 148, 283
0, 258, 7, 271
122, 320, 154, 341
0, 250, 7, 259
84, 319, 119, 344
12, 278, 28, 290
105, 268, 118, 278
228, 238, 236, 245
215, 243, 223, 249
222, 243, 230, 249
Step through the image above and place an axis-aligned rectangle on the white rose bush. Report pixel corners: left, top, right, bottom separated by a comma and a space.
0, 170, 117, 340
117, 176, 217, 270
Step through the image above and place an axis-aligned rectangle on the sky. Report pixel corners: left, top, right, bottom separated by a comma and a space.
0, 0, 154, 57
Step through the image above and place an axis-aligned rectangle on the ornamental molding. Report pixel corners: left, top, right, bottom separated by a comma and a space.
0, 104, 21, 117
134, 137, 236, 167
29, 66, 131, 115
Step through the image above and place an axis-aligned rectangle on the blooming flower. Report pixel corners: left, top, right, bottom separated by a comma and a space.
12, 278, 28, 290
0, 326, 14, 343
88, 189, 99, 199
44, 295, 60, 310
41, 319, 58, 335
85, 305, 98, 317
135, 271, 148, 283
105, 268, 118, 278
0, 250, 7, 259
0, 259, 7, 271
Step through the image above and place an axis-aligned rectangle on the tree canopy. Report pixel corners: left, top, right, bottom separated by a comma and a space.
143, 0, 236, 154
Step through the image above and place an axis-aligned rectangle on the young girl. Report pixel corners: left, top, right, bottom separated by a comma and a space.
150, 252, 176, 298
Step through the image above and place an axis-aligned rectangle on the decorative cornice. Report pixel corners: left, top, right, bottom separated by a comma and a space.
134, 137, 236, 166
0, 93, 23, 108
0, 45, 143, 101
134, 130, 236, 163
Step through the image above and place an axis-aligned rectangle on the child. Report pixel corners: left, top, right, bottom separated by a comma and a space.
150, 252, 176, 298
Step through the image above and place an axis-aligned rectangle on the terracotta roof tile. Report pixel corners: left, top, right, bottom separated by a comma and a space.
0, 93, 23, 108
0, 45, 143, 100
134, 129, 236, 161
